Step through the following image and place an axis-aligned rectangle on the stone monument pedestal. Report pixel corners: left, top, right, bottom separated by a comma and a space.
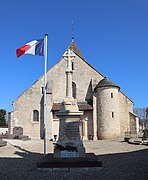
37, 153, 102, 172
54, 100, 85, 158
37, 100, 102, 171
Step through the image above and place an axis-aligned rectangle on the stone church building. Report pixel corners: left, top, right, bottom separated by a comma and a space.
9, 40, 139, 140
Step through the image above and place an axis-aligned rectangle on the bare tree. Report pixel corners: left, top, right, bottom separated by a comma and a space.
133, 107, 146, 124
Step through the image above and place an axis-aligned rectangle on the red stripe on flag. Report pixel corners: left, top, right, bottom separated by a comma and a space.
16, 44, 30, 58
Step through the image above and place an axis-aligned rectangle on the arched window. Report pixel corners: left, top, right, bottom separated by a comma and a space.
111, 93, 113, 98
112, 112, 114, 118
72, 82, 76, 99
72, 62, 74, 70
33, 110, 39, 121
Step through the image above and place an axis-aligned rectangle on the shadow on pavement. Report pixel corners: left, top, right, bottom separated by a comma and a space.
0, 143, 148, 180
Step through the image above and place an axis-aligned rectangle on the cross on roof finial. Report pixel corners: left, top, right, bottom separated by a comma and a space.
72, 20, 74, 42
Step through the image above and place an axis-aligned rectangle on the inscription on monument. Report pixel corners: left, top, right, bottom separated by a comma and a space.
65, 122, 79, 140
61, 151, 79, 158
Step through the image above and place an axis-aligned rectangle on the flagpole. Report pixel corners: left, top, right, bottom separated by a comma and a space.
44, 34, 48, 156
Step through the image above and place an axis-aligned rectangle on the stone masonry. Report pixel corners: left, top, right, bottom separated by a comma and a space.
9, 40, 139, 140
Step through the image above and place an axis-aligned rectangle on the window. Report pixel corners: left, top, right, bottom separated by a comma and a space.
41, 87, 44, 94
72, 62, 74, 70
72, 82, 76, 99
112, 112, 114, 118
33, 110, 39, 121
111, 93, 113, 98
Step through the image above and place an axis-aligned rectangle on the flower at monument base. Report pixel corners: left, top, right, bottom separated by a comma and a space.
54, 143, 78, 152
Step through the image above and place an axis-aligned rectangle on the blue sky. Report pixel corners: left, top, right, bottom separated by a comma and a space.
0, 0, 148, 111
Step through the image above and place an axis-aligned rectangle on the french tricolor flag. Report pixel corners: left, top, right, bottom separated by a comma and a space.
16, 39, 44, 58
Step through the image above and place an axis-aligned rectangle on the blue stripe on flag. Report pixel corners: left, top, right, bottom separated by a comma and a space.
35, 39, 44, 56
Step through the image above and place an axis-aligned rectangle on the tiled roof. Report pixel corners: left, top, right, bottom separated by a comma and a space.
78, 103, 93, 110
52, 103, 93, 111
52, 103, 61, 111
67, 41, 85, 61
94, 77, 120, 90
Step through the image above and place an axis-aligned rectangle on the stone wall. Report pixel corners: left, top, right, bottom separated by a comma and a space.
10, 44, 135, 140
84, 111, 93, 138
12, 82, 43, 139
95, 87, 120, 139
129, 112, 137, 135
118, 92, 133, 136
72, 56, 103, 102
11, 52, 103, 140
46, 55, 103, 103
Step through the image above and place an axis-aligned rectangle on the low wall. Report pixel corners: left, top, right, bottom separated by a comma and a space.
0, 128, 8, 134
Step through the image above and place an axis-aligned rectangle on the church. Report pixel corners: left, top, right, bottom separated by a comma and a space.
9, 39, 139, 140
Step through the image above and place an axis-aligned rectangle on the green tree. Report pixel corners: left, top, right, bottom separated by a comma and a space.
0, 109, 7, 127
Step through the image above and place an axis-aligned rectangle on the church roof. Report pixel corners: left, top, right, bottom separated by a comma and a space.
52, 103, 93, 111
66, 40, 105, 78
94, 77, 120, 90
13, 40, 133, 105
67, 41, 85, 61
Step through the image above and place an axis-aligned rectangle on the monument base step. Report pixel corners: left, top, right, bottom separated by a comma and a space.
37, 153, 102, 172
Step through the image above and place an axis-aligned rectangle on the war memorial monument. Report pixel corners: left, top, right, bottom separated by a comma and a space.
37, 48, 102, 171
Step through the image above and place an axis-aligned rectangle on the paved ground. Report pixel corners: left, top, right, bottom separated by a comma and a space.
0, 138, 148, 180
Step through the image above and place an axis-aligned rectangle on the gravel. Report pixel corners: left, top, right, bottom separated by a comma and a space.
0, 138, 148, 180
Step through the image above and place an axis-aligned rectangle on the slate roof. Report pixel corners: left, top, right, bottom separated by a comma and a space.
95, 77, 120, 90
52, 103, 93, 111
